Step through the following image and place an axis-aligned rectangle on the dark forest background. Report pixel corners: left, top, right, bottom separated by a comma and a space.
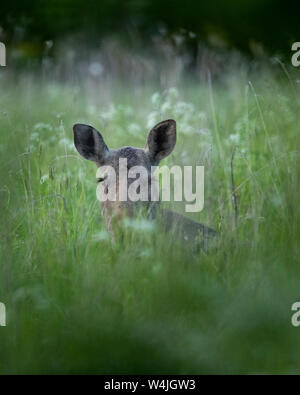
1, 0, 300, 60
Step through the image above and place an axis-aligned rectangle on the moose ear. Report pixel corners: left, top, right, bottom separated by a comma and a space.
73, 124, 109, 163
145, 119, 176, 164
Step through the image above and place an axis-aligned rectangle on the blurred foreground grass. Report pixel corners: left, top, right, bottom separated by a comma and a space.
0, 65, 300, 374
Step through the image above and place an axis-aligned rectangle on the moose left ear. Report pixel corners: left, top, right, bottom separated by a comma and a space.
145, 119, 176, 164
73, 123, 109, 164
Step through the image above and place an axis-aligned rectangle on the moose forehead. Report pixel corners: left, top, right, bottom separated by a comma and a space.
104, 146, 152, 170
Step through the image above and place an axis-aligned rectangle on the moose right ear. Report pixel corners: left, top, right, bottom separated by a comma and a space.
145, 119, 176, 165
73, 124, 109, 164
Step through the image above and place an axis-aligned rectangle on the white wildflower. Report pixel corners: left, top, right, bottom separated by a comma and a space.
161, 101, 172, 113
168, 87, 179, 100
151, 92, 161, 107
89, 62, 103, 77
30, 132, 39, 141
101, 104, 116, 120
59, 138, 74, 150
40, 174, 49, 184
198, 112, 207, 121
34, 123, 53, 132
92, 230, 110, 242
181, 124, 194, 135
139, 248, 153, 258
197, 128, 210, 136
146, 111, 159, 129
123, 218, 156, 232
229, 133, 240, 144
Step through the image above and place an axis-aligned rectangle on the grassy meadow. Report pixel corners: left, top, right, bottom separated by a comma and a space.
0, 61, 300, 374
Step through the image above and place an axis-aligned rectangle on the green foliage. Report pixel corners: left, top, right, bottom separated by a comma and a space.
0, 64, 300, 374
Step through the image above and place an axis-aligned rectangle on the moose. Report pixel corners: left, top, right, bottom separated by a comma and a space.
73, 120, 217, 247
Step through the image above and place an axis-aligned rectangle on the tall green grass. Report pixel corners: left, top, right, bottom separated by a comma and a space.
0, 65, 300, 374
